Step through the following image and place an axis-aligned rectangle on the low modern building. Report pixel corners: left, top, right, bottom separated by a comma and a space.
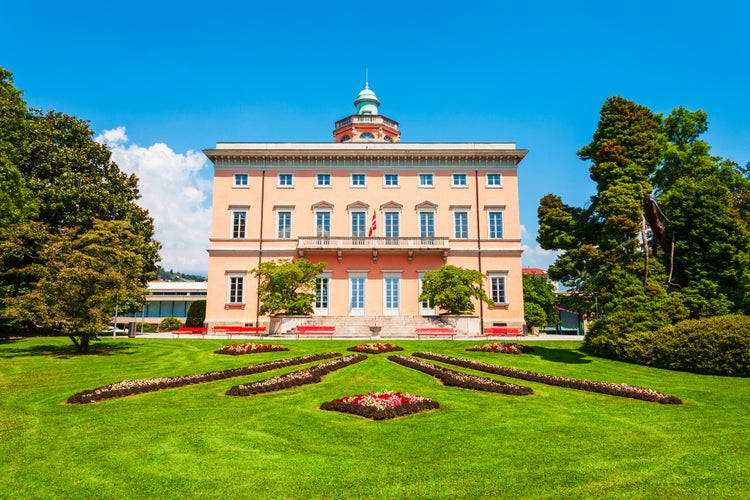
118, 281, 207, 326
202, 85, 528, 336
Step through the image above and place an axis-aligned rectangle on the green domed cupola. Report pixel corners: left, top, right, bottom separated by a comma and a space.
354, 83, 380, 115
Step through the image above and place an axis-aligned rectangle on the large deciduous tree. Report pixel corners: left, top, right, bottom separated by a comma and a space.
419, 265, 494, 315
522, 272, 558, 331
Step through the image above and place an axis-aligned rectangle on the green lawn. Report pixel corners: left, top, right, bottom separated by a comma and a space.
1, 337, 748, 499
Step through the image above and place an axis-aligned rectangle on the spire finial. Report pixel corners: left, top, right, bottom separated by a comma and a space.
365, 68, 369, 89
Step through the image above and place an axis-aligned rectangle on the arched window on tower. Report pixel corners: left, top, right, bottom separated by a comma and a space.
359, 132, 375, 139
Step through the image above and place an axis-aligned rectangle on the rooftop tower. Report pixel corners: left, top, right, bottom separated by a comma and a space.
332, 83, 400, 143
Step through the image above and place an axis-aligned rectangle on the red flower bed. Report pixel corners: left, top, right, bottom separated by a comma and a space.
466, 343, 534, 354
413, 352, 683, 404
321, 391, 439, 420
346, 343, 404, 354
215, 343, 288, 355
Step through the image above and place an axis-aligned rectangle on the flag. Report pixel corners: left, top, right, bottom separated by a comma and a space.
368, 210, 377, 237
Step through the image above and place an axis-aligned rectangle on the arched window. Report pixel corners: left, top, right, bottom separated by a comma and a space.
359, 132, 375, 139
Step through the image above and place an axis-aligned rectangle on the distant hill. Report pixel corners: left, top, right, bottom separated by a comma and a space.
157, 268, 207, 282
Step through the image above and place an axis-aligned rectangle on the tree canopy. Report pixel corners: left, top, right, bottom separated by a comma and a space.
522, 272, 557, 330
419, 265, 494, 315
537, 96, 750, 354
0, 66, 160, 351
252, 259, 327, 316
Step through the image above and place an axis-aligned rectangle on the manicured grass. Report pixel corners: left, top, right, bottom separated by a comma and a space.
1, 337, 748, 499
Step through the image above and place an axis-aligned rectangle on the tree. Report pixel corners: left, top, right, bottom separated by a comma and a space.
4, 220, 150, 352
252, 259, 327, 316
522, 272, 557, 330
185, 300, 206, 327
419, 265, 494, 315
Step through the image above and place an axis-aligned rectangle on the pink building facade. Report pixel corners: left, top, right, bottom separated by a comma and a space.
203, 87, 528, 336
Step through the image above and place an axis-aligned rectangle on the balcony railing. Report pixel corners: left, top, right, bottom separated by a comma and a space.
298, 236, 449, 250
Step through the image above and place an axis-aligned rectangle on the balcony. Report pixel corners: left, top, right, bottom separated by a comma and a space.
297, 236, 449, 263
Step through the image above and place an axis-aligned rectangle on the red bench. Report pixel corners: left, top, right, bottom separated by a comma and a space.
294, 325, 335, 339
213, 326, 267, 339
416, 327, 456, 339
172, 327, 208, 338
484, 326, 524, 338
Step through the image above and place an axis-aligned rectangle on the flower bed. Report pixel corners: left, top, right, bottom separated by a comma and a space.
321, 391, 439, 420
346, 343, 404, 354
227, 354, 367, 396
388, 355, 533, 396
67, 352, 340, 404
466, 343, 534, 354
413, 352, 683, 405
215, 343, 288, 355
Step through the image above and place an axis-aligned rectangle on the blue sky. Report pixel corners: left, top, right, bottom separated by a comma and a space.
2, 1, 749, 275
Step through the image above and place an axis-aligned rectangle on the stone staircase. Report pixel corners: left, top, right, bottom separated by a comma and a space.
277, 315, 464, 339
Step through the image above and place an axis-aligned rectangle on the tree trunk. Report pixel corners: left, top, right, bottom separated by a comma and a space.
69, 335, 90, 353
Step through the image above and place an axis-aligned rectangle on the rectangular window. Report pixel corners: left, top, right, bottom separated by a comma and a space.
490, 274, 507, 304
419, 211, 435, 238
384, 173, 399, 186
384, 212, 400, 238
232, 211, 246, 239
384, 275, 400, 315
419, 272, 434, 315
315, 277, 329, 309
228, 276, 244, 304
454, 211, 469, 239
350, 276, 365, 314
351, 211, 366, 238
233, 174, 249, 187
487, 173, 502, 187
277, 211, 292, 239
351, 173, 366, 187
278, 173, 293, 187
452, 173, 468, 187
419, 173, 434, 187
488, 210, 504, 239
316, 211, 331, 239
316, 173, 331, 187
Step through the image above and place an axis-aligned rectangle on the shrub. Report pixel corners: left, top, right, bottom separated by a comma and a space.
185, 300, 206, 327
159, 317, 181, 332
613, 315, 750, 377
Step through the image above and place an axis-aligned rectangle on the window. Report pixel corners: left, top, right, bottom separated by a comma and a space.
351, 211, 366, 238
316, 173, 331, 187
419, 173, 434, 187
419, 272, 434, 315
233, 173, 249, 187
349, 274, 366, 315
488, 210, 504, 239
278, 173, 293, 187
227, 275, 245, 304
359, 132, 375, 139
351, 173, 366, 187
315, 211, 331, 239
419, 211, 435, 238
384, 211, 400, 239
315, 275, 330, 314
452, 173, 468, 187
454, 211, 469, 239
487, 173, 502, 187
490, 274, 507, 304
277, 211, 292, 239
231, 210, 246, 239
384, 173, 399, 187
384, 274, 401, 315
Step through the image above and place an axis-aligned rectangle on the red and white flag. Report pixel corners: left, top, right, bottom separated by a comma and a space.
368, 210, 377, 237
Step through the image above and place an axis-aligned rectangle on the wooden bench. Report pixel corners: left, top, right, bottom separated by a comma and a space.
172, 327, 208, 338
415, 327, 456, 340
212, 326, 267, 339
294, 325, 335, 339
484, 326, 524, 338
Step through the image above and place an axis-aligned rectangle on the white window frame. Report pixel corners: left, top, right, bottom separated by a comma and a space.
383, 272, 402, 316
227, 273, 246, 304
233, 173, 249, 187
487, 209, 504, 239
350, 173, 367, 187
384, 173, 399, 187
314, 272, 331, 315
350, 210, 367, 239
418, 271, 435, 316
383, 209, 400, 239
349, 272, 367, 316
278, 173, 294, 187
418, 173, 434, 187
452, 173, 468, 187
231, 209, 247, 239
316, 173, 332, 187
419, 209, 436, 238
453, 209, 469, 239
277, 210, 292, 239
486, 173, 502, 187
489, 273, 507, 305
314, 209, 332, 240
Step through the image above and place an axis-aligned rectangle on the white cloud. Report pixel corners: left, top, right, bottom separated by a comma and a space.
96, 128, 212, 275
520, 224, 562, 270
